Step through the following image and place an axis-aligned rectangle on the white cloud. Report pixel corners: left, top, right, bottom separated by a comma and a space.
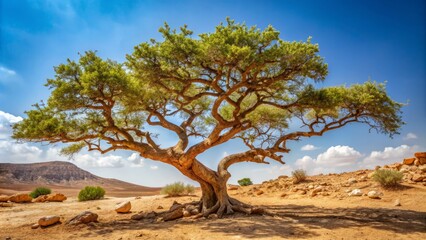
360, 145, 420, 169
0, 111, 23, 139
300, 144, 319, 151
128, 153, 145, 167
293, 145, 362, 174
0, 66, 16, 82
150, 165, 159, 170
0, 140, 43, 163
403, 133, 418, 140
73, 153, 125, 168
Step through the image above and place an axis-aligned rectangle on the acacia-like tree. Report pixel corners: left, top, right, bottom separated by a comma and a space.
13, 19, 403, 218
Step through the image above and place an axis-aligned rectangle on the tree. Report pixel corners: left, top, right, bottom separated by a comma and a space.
13, 19, 403, 218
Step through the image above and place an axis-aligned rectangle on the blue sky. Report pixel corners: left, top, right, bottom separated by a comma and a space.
0, 0, 425, 187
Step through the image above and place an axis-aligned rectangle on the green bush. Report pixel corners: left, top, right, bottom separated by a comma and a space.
292, 169, 307, 184
372, 169, 403, 188
29, 187, 52, 198
78, 186, 105, 201
161, 182, 195, 196
237, 178, 253, 186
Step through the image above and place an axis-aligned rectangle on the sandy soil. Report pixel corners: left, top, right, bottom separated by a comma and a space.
1, 180, 425, 240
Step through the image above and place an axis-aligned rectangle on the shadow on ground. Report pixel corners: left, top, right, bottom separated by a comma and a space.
74, 204, 426, 239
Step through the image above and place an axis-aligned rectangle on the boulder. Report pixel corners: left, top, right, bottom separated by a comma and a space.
367, 191, 381, 199
418, 157, 426, 165
414, 152, 426, 158
115, 201, 131, 213
394, 199, 401, 206
403, 158, 416, 165
0, 195, 9, 202
256, 190, 264, 195
412, 174, 424, 182
9, 193, 32, 203
33, 193, 67, 203
348, 189, 362, 196
414, 159, 420, 166
312, 186, 324, 194
67, 211, 98, 225
163, 207, 183, 221
419, 165, 426, 172
38, 215, 60, 227
31, 224, 39, 229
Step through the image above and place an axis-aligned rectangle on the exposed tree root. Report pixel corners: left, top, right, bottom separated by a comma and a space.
131, 197, 273, 222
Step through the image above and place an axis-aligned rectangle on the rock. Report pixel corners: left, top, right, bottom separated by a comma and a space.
0, 202, 13, 207
299, 190, 307, 195
131, 212, 145, 220
412, 174, 424, 182
33, 193, 67, 203
394, 199, 401, 206
399, 165, 410, 173
228, 185, 239, 190
67, 211, 98, 225
115, 201, 131, 213
367, 191, 381, 199
256, 190, 264, 195
312, 186, 324, 194
321, 192, 329, 196
278, 175, 288, 179
308, 185, 314, 189
9, 193, 32, 203
208, 214, 218, 219
163, 207, 184, 221
182, 210, 191, 217
348, 189, 362, 196
414, 159, 420, 166
280, 193, 287, 197
419, 165, 426, 172
360, 176, 367, 181
157, 205, 164, 209
310, 192, 317, 197
0, 195, 9, 202
347, 178, 357, 184
190, 208, 199, 215
403, 158, 416, 165
38, 215, 60, 227
414, 152, 426, 158
31, 223, 40, 229
170, 201, 182, 211
418, 157, 426, 165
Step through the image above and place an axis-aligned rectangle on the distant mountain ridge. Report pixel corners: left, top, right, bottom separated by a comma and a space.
0, 161, 160, 196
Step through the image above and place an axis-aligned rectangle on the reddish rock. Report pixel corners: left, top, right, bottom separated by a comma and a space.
115, 201, 131, 213
0, 195, 9, 202
403, 158, 416, 165
33, 193, 67, 203
9, 193, 32, 203
67, 211, 98, 225
412, 174, 424, 182
414, 152, 426, 158
38, 215, 60, 227
256, 190, 264, 195
418, 157, 426, 165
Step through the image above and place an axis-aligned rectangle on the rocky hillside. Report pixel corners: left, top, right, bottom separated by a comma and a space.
0, 161, 98, 183
229, 152, 426, 200
0, 161, 160, 195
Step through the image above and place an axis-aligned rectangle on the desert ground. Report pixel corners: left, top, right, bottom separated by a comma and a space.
1, 166, 426, 240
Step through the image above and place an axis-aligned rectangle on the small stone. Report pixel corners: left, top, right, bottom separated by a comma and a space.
412, 174, 424, 182
360, 176, 367, 181
403, 158, 416, 165
182, 210, 191, 217
419, 165, 426, 172
157, 205, 164, 209
367, 191, 381, 199
190, 209, 199, 215
394, 199, 401, 206
312, 186, 324, 194
208, 214, 218, 219
31, 223, 40, 229
38, 215, 60, 227
115, 201, 131, 213
348, 189, 362, 196
299, 190, 307, 195
170, 201, 182, 211
308, 185, 314, 189
310, 192, 317, 197
347, 178, 357, 184
280, 193, 287, 197
228, 185, 239, 190
67, 211, 98, 225
256, 190, 264, 195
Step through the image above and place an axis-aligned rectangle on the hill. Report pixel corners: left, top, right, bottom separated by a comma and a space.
0, 161, 160, 197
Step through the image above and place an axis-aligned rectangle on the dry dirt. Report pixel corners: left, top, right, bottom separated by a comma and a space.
1, 170, 426, 240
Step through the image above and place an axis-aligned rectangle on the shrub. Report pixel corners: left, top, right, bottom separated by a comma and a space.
78, 186, 105, 201
372, 169, 403, 188
237, 178, 253, 186
161, 182, 195, 197
292, 169, 307, 184
29, 187, 52, 198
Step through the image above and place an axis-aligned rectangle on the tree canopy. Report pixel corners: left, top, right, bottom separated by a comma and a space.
13, 19, 403, 218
